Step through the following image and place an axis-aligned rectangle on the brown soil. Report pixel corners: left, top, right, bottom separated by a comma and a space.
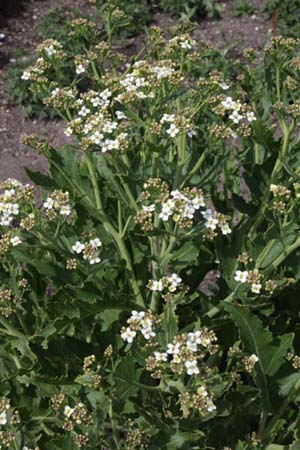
0, 0, 270, 183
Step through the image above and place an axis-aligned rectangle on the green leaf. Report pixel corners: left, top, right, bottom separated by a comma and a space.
25, 168, 56, 188
113, 355, 143, 400
263, 333, 294, 376
99, 308, 122, 331
225, 304, 272, 410
167, 430, 203, 449
163, 302, 178, 346
171, 242, 199, 270
278, 373, 300, 397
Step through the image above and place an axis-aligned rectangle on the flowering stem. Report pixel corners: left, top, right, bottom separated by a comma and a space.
149, 214, 162, 312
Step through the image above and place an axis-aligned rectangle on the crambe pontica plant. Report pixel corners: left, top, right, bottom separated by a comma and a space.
2, 5, 300, 448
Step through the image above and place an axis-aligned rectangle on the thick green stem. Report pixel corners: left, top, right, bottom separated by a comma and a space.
249, 120, 294, 240
181, 148, 208, 188
85, 153, 145, 307
109, 399, 120, 449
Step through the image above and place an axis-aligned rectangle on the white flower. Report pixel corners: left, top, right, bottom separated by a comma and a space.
206, 398, 216, 412
180, 40, 192, 49
45, 45, 57, 57
100, 89, 112, 100
186, 341, 197, 352
121, 327, 136, 343
10, 236, 22, 247
229, 110, 243, 124
187, 129, 197, 138
149, 280, 163, 291
167, 343, 181, 355
166, 124, 180, 137
0, 411, 7, 425
182, 204, 195, 219
222, 96, 235, 109
197, 386, 208, 397
205, 217, 219, 230
141, 327, 156, 340
90, 131, 104, 145
89, 256, 101, 265
220, 223, 232, 235
91, 96, 101, 107
72, 241, 85, 254
219, 82, 230, 90
154, 352, 168, 362
78, 106, 90, 117
187, 331, 202, 345
173, 354, 181, 363
21, 70, 30, 80
185, 360, 199, 375
10, 203, 19, 215
116, 111, 126, 119
90, 238, 102, 248
64, 405, 74, 418
249, 354, 259, 364
130, 310, 145, 320
251, 283, 262, 294
171, 190, 185, 200
201, 209, 213, 220
159, 210, 172, 221
234, 270, 249, 283
43, 198, 54, 209
232, 101, 242, 111
59, 205, 71, 216
168, 273, 182, 285
161, 114, 175, 123
64, 127, 73, 137
76, 64, 86, 75
192, 196, 205, 209
142, 204, 156, 212
247, 111, 256, 122
152, 66, 174, 79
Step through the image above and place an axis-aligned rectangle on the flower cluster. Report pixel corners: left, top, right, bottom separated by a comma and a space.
0, 397, 21, 449
36, 39, 63, 58
178, 386, 216, 418
234, 269, 263, 294
145, 329, 218, 416
146, 329, 218, 378
164, 34, 196, 54
77, 354, 102, 389
21, 57, 50, 81
72, 237, 102, 265
0, 179, 34, 227
201, 209, 232, 239
63, 89, 130, 153
158, 187, 204, 224
121, 310, 158, 343
243, 354, 259, 373
43, 190, 72, 220
116, 60, 180, 104
160, 113, 196, 139
270, 183, 292, 213
62, 402, 92, 448
221, 96, 256, 125
147, 273, 186, 301
136, 186, 205, 230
